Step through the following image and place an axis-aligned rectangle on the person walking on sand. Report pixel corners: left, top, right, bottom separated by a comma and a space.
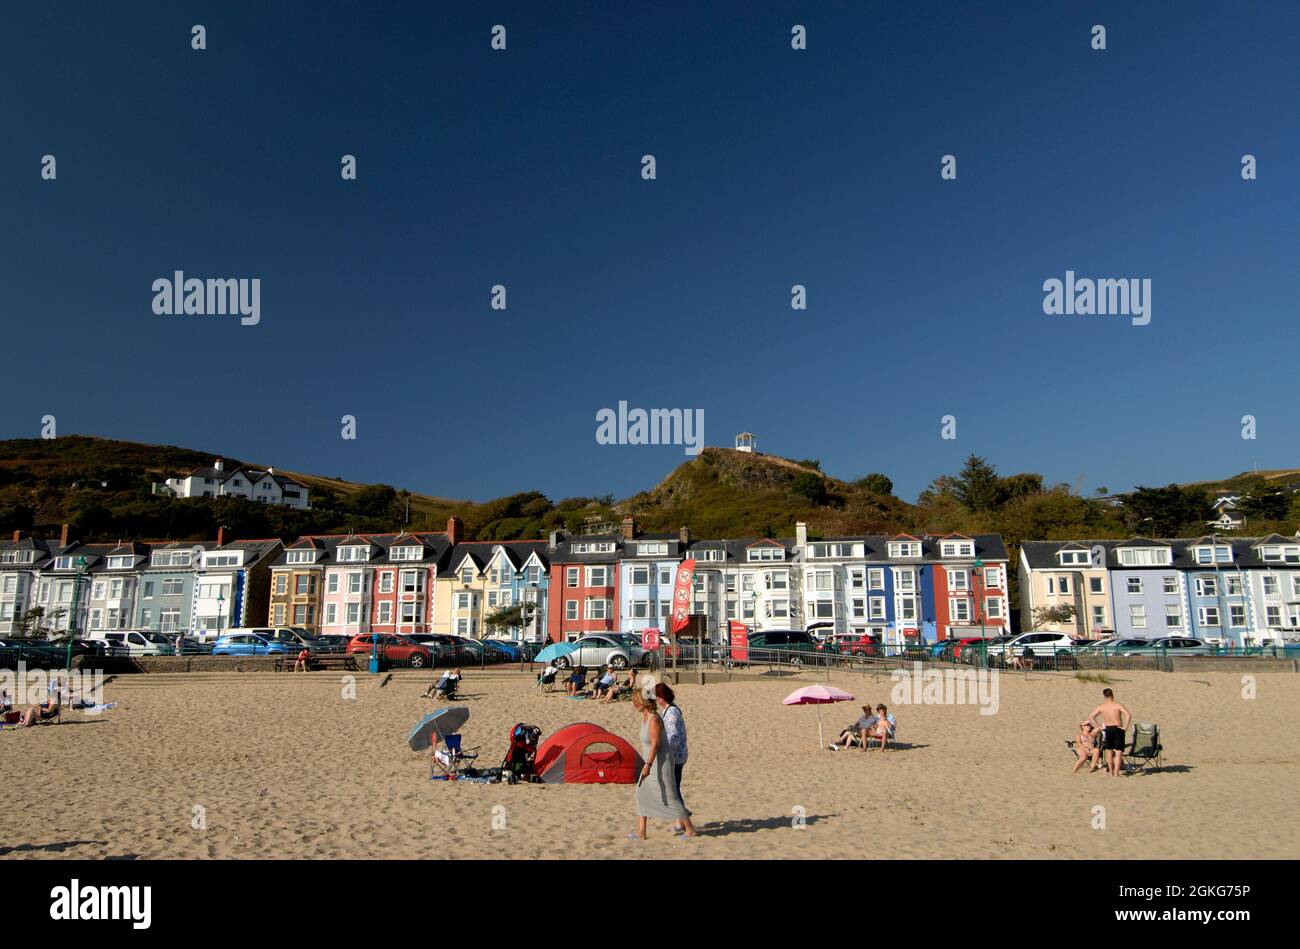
654, 682, 691, 836
1088, 688, 1132, 777
628, 690, 697, 840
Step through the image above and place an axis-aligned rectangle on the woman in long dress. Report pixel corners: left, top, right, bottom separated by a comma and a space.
629, 689, 698, 839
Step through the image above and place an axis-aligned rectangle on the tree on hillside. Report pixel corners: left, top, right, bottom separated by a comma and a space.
854, 473, 893, 496
999, 473, 1044, 502
791, 472, 829, 505
953, 455, 1003, 513
1238, 481, 1290, 521
1123, 484, 1213, 537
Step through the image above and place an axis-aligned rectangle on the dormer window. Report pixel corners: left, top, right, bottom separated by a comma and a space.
940, 541, 975, 558
1058, 549, 1090, 566
571, 542, 615, 554
1259, 545, 1300, 564
1193, 545, 1232, 565
889, 542, 921, 558
337, 546, 371, 562
692, 549, 723, 563
809, 543, 856, 559
746, 547, 785, 562
1117, 547, 1171, 567
389, 546, 421, 562
107, 556, 134, 570
639, 542, 668, 556
460, 566, 475, 584
0, 550, 34, 564
286, 549, 317, 564
150, 551, 192, 568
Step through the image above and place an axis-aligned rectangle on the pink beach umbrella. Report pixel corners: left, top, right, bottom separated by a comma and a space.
784, 684, 856, 749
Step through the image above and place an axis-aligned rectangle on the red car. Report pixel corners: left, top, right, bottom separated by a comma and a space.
346, 633, 434, 668
831, 633, 882, 657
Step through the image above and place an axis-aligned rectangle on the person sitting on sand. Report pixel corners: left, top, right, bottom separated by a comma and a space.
1009, 647, 1035, 670
867, 704, 896, 751
828, 705, 876, 750
566, 666, 587, 697
20, 691, 61, 727
1072, 720, 1102, 773
594, 666, 619, 703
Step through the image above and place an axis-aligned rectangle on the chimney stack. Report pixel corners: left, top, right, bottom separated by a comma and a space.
214, 458, 225, 472
548, 529, 560, 550
217, 526, 226, 547
12, 530, 20, 543
621, 515, 636, 540
679, 525, 691, 547
796, 521, 808, 548
59, 523, 70, 548
447, 516, 463, 545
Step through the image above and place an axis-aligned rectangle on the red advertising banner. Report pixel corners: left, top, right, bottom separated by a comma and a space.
728, 621, 749, 662
641, 627, 661, 651
670, 559, 697, 635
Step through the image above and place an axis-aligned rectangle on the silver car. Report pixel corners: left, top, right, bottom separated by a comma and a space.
556, 634, 643, 670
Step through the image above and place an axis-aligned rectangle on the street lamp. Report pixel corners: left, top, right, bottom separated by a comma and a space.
217, 589, 226, 635
65, 555, 88, 670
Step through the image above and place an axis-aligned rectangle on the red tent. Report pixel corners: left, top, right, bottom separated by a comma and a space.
535, 722, 644, 784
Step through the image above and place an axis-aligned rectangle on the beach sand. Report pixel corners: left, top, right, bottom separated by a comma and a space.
1, 665, 1296, 859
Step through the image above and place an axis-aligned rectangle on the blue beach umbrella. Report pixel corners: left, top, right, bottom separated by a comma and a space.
408, 706, 470, 752
534, 642, 579, 664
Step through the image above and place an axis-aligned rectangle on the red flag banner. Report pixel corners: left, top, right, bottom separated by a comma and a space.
670, 559, 697, 635
729, 620, 749, 662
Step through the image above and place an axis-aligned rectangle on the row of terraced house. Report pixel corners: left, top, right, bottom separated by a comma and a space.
0, 517, 1012, 645
1020, 535, 1300, 646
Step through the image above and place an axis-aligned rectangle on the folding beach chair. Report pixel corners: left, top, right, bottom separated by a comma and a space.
432, 733, 480, 779
535, 667, 558, 693
1124, 723, 1163, 774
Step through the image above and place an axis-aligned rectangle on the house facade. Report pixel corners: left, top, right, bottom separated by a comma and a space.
164, 457, 310, 509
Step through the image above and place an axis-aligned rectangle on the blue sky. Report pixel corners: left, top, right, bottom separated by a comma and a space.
3, 2, 1298, 503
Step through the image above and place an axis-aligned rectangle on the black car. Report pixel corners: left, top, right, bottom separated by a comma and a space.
744, 630, 821, 663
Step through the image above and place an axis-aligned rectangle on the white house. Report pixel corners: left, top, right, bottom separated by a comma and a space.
165, 458, 310, 509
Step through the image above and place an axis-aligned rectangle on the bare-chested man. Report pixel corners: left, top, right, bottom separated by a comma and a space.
1088, 688, 1132, 777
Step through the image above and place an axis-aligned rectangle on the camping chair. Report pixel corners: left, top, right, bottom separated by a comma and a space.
432, 733, 480, 779
433, 673, 460, 701
1124, 723, 1163, 774
535, 667, 558, 693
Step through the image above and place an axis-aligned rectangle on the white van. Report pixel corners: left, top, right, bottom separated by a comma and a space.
88, 629, 177, 656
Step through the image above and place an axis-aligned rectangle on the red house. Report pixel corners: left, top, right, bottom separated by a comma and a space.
929, 533, 1009, 639
547, 531, 624, 642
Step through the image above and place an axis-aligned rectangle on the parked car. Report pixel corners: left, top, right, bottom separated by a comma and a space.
212, 633, 291, 656
553, 634, 643, 670
404, 635, 458, 663
259, 627, 330, 654
478, 639, 519, 661
346, 633, 434, 668
86, 630, 176, 656
482, 638, 524, 661
832, 633, 883, 657
174, 636, 212, 655
1079, 637, 1154, 656
45, 637, 115, 658
992, 632, 1080, 662
744, 630, 820, 663
317, 634, 352, 654
955, 634, 1015, 663
1146, 636, 1212, 655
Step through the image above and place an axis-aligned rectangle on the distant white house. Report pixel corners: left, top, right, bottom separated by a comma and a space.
160, 458, 310, 510
735, 432, 757, 453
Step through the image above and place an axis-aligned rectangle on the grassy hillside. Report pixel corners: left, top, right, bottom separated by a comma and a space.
623, 447, 913, 537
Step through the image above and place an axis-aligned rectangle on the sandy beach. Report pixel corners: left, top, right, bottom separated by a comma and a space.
1, 665, 1296, 860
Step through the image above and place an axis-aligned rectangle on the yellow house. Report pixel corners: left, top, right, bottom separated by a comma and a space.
1017, 541, 1113, 636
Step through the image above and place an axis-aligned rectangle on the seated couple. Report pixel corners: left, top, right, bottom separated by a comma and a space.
828, 704, 896, 751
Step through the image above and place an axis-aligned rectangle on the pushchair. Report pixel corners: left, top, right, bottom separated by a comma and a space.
501, 723, 542, 783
